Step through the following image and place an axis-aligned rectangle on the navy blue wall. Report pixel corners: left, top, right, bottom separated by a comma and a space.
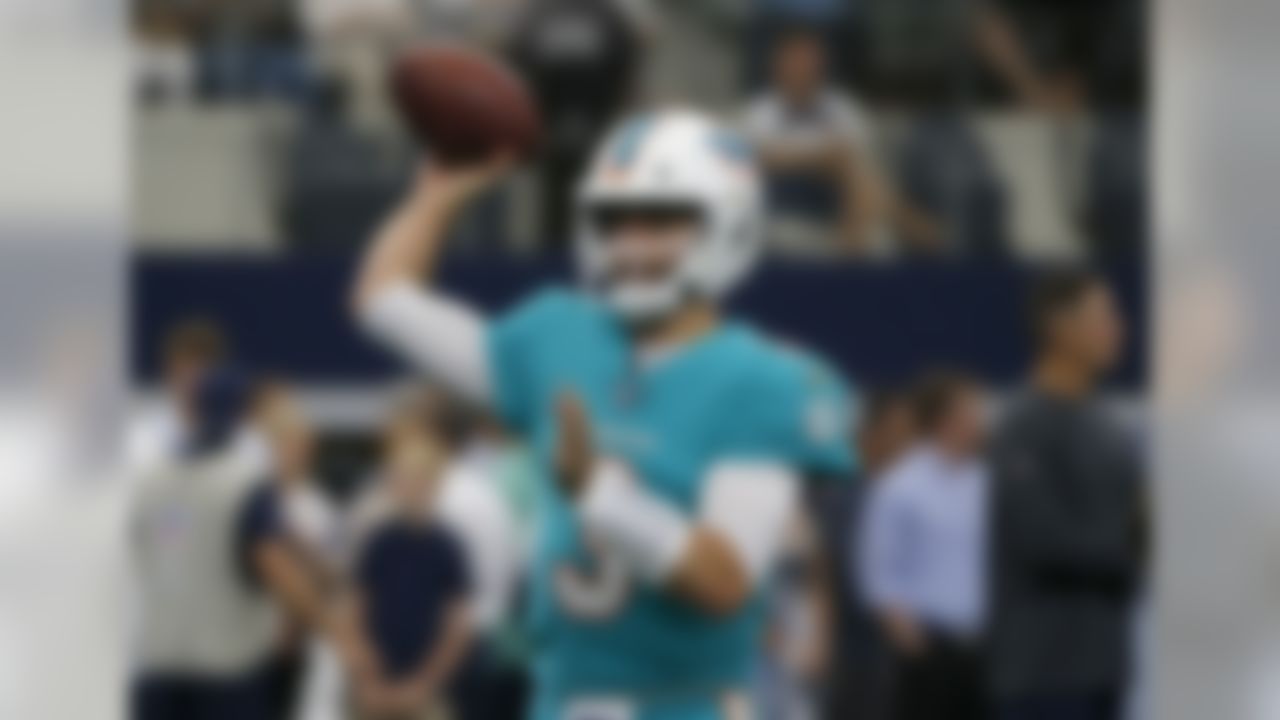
132, 256, 1146, 390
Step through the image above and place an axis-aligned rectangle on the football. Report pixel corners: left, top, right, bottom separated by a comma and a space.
390, 45, 543, 164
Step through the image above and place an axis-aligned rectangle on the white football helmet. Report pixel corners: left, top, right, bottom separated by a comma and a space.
575, 109, 764, 323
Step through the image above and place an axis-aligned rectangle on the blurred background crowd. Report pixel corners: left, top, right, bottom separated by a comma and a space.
132, 0, 1146, 259
129, 1, 1149, 719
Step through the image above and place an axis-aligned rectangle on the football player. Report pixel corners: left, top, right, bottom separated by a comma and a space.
352, 109, 854, 720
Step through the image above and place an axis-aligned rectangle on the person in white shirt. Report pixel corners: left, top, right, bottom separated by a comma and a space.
131, 367, 371, 720
345, 387, 523, 643
257, 383, 342, 569
129, 319, 267, 475
860, 370, 990, 720
744, 27, 937, 255
256, 382, 342, 720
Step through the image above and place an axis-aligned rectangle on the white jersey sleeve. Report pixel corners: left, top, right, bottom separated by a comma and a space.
357, 282, 494, 405
700, 460, 800, 585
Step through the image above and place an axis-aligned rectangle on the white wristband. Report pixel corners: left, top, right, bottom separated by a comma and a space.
578, 459, 693, 584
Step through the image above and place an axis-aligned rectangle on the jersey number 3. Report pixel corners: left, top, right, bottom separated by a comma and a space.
554, 534, 632, 620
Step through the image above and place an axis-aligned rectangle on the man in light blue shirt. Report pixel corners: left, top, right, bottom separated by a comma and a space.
859, 371, 989, 720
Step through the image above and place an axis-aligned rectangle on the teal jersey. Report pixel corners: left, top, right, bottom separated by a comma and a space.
488, 288, 856, 703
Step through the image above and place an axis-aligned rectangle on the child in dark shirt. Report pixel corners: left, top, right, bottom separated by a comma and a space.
348, 418, 473, 720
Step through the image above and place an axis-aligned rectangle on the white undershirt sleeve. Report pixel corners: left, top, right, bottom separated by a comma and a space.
357, 282, 494, 405
700, 460, 801, 586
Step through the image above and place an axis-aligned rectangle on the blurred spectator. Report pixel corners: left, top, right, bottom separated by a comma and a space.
1083, 114, 1147, 259
861, 371, 989, 720
506, 0, 645, 247
818, 388, 916, 720
256, 383, 341, 720
128, 318, 266, 472
744, 27, 937, 256
186, 0, 314, 102
257, 382, 342, 572
744, 26, 877, 253
857, 388, 920, 480
851, 0, 979, 105
973, 0, 1148, 257
436, 416, 522, 642
745, 0, 854, 90
302, 0, 412, 44
134, 0, 197, 103
973, 0, 1145, 113
344, 399, 474, 720
755, 509, 829, 720
301, 0, 414, 134
896, 114, 1008, 257
414, 0, 530, 47
987, 269, 1145, 720
302, 0, 525, 133
346, 387, 533, 719
433, 399, 530, 720
131, 368, 345, 720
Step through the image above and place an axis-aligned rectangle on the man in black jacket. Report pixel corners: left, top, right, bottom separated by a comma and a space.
506, 0, 645, 247
988, 268, 1145, 720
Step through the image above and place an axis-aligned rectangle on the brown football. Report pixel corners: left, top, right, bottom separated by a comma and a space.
390, 45, 542, 164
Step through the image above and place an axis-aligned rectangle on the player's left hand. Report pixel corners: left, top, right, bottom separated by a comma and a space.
554, 392, 595, 499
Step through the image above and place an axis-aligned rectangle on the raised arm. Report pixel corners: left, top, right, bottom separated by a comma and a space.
351, 157, 511, 405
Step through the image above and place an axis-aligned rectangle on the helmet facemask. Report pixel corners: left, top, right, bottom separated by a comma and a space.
579, 199, 708, 326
